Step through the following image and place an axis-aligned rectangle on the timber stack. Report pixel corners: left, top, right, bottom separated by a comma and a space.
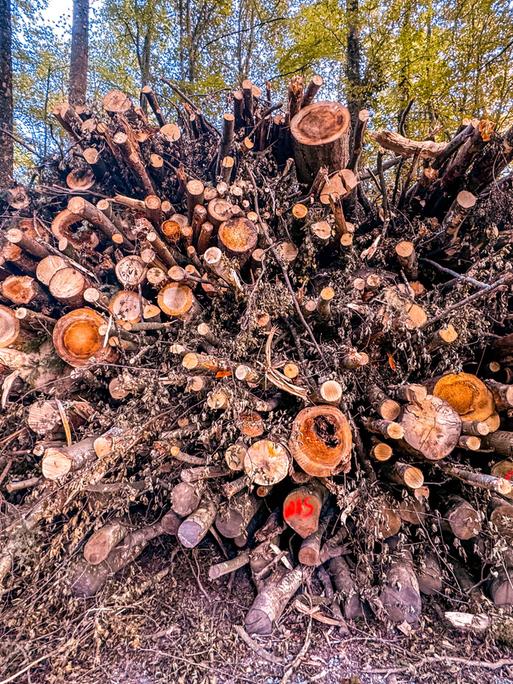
1, 75, 513, 637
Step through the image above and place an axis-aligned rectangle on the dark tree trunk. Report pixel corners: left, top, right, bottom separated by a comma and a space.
0, 0, 13, 187
69, 0, 89, 107
345, 0, 362, 130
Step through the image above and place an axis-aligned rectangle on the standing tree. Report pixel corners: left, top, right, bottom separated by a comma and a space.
0, 0, 13, 186
69, 0, 89, 106
345, 0, 363, 128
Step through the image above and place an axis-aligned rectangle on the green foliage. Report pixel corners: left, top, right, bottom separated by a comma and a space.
11, 0, 513, 174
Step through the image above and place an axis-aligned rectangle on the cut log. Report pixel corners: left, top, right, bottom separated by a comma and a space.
245, 565, 310, 635
83, 520, 128, 565
416, 552, 442, 595
36, 255, 67, 287
432, 372, 495, 422
171, 481, 205, 517
288, 405, 352, 477
42, 437, 96, 480
395, 240, 418, 280
157, 283, 200, 321
215, 492, 260, 538
442, 191, 477, 240
329, 556, 364, 619
6, 227, 50, 259
489, 498, 513, 541
52, 307, 116, 367
385, 461, 424, 490
380, 549, 422, 624
490, 569, 513, 607
443, 496, 482, 540
51, 208, 100, 250
70, 511, 179, 597
442, 464, 512, 495
177, 497, 218, 548
483, 431, 513, 458
109, 290, 143, 323
445, 611, 513, 645
49, 267, 88, 308
115, 256, 148, 289
283, 481, 327, 538
370, 440, 393, 462
218, 217, 258, 264
400, 395, 461, 460
290, 101, 351, 184
1, 275, 48, 307
485, 380, 513, 411
244, 439, 290, 486
27, 399, 92, 436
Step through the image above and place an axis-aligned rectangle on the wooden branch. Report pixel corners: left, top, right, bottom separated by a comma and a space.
372, 130, 447, 158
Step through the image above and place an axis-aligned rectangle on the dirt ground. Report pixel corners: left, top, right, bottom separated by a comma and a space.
2, 537, 512, 684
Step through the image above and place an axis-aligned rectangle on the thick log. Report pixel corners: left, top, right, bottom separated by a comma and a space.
36, 255, 67, 286
244, 439, 290, 486
177, 497, 218, 548
417, 552, 442, 595
83, 520, 128, 565
329, 556, 364, 619
380, 549, 421, 624
443, 496, 482, 540
218, 217, 258, 264
490, 498, 513, 541
52, 307, 117, 367
283, 481, 327, 538
245, 565, 310, 635
70, 511, 180, 597
485, 380, 513, 411
482, 431, 513, 458
42, 437, 96, 480
400, 395, 461, 460
288, 405, 352, 477
109, 290, 143, 323
1, 275, 49, 307
215, 492, 260, 538
432, 372, 495, 422
49, 267, 88, 308
290, 101, 351, 184
51, 208, 100, 250
27, 398, 92, 437
171, 481, 205, 517
158, 283, 200, 321
115, 255, 148, 289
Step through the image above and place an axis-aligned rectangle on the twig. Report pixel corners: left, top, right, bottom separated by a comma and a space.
423, 271, 513, 328
233, 625, 284, 666
421, 258, 488, 289
280, 617, 312, 684
246, 166, 326, 363
364, 655, 513, 675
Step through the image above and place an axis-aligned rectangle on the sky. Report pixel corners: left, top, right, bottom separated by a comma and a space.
43, 0, 73, 27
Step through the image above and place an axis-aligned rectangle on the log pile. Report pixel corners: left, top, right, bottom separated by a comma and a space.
1, 76, 513, 638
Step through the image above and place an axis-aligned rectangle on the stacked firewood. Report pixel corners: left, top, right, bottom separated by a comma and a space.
1, 75, 513, 638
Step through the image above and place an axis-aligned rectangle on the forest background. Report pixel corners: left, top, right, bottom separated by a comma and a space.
3, 0, 513, 176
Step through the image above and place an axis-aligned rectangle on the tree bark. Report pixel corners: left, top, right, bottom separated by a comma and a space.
0, 0, 13, 187
69, 0, 89, 107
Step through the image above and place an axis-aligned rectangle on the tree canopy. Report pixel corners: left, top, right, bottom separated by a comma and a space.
10, 0, 513, 174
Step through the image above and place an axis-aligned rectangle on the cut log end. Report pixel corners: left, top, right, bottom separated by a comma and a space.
289, 405, 352, 476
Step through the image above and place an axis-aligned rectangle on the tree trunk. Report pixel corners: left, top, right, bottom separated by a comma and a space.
0, 0, 13, 186
345, 0, 362, 130
69, 0, 89, 107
